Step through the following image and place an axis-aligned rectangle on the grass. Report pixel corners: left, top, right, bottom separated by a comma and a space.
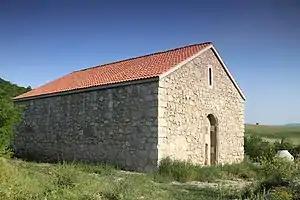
1, 124, 300, 199
1, 155, 300, 199
0, 156, 269, 200
2, 155, 299, 200
245, 124, 300, 144
154, 157, 257, 183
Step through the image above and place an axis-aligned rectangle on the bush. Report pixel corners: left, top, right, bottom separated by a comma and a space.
237, 157, 300, 199
244, 135, 276, 162
245, 134, 300, 161
274, 138, 293, 150
274, 138, 294, 154
291, 144, 300, 160
269, 187, 294, 200
259, 157, 298, 181
0, 98, 22, 156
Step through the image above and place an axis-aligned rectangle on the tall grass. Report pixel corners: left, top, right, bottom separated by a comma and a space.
155, 157, 257, 183
155, 156, 300, 199
1, 155, 300, 199
0, 158, 121, 199
0, 157, 227, 200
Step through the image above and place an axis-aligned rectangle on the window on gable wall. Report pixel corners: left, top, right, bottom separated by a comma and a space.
208, 66, 213, 86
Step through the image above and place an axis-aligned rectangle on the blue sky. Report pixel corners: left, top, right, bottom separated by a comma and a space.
0, 0, 299, 125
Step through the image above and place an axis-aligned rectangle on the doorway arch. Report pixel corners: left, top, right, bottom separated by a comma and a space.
207, 114, 218, 165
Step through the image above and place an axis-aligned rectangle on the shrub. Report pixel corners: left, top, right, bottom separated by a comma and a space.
237, 157, 300, 199
0, 98, 22, 156
244, 135, 276, 162
244, 134, 300, 162
272, 137, 300, 160
290, 144, 300, 160
274, 138, 294, 152
259, 157, 298, 181
269, 187, 294, 200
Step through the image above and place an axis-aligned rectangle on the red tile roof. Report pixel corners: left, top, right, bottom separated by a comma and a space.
14, 42, 212, 100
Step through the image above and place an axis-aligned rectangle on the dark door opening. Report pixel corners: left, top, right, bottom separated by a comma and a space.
207, 114, 217, 165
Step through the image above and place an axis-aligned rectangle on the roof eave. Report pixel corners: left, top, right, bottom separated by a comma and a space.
13, 77, 159, 102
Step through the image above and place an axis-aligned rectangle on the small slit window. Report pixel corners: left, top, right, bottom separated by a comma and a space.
208, 66, 213, 87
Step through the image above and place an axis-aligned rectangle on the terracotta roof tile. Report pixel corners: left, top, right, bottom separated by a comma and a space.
14, 42, 212, 100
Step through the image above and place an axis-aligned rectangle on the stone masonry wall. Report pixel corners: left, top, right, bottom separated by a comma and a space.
13, 81, 159, 172
157, 48, 244, 165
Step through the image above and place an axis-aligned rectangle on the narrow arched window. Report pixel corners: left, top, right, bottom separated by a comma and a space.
208, 66, 213, 87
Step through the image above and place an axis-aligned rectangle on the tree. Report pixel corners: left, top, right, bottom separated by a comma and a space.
0, 98, 21, 154
0, 77, 31, 155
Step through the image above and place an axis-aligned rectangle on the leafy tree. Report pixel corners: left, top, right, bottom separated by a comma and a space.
0, 98, 21, 154
0, 78, 31, 98
0, 77, 31, 155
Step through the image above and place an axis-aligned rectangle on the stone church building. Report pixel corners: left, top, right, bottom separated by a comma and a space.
13, 42, 246, 172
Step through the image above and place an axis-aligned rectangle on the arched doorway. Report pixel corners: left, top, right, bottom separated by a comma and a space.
207, 114, 217, 165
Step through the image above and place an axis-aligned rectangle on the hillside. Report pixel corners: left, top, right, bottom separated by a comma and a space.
245, 124, 300, 144
285, 123, 300, 127
0, 78, 31, 99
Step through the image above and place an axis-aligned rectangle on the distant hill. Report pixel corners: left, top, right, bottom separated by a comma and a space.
0, 78, 31, 99
285, 123, 300, 127
245, 123, 300, 127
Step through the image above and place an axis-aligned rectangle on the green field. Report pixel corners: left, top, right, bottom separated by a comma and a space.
245, 124, 300, 144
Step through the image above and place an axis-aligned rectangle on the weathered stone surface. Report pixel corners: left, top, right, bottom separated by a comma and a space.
157, 49, 244, 165
13, 81, 159, 172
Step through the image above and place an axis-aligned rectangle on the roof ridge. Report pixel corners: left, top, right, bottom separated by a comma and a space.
72, 41, 212, 73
